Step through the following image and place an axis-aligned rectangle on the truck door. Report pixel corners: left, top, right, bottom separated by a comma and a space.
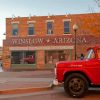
86, 49, 100, 84
86, 59, 100, 85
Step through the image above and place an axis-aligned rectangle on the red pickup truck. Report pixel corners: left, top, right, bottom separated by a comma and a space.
54, 46, 100, 98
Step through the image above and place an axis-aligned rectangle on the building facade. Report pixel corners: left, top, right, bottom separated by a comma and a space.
0, 47, 2, 60
3, 13, 100, 70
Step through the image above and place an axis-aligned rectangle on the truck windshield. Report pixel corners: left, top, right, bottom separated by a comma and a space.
84, 49, 95, 59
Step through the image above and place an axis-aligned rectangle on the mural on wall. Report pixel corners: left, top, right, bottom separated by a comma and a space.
3, 35, 100, 46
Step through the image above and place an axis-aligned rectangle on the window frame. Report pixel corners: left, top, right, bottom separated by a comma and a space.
12, 23, 19, 36
28, 23, 35, 36
64, 21, 70, 34
47, 21, 53, 35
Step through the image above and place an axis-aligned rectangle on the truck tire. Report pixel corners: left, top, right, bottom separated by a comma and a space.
64, 73, 88, 98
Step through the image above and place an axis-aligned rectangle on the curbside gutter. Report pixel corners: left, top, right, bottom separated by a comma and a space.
0, 80, 62, 95
0, 85, 52, 95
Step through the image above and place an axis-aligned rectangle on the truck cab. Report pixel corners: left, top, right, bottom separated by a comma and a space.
54, 46, 100, 98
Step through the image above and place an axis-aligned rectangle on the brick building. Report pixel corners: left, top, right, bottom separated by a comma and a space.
0, 47, 2, 60
3, 13, 100, 70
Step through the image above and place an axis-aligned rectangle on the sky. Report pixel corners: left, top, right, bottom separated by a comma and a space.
0, 0, 100, 46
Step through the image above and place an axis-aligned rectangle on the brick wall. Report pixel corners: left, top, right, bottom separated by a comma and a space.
36, 51, 45, 69
6, 13, 100, 38
3, 45, 11, 70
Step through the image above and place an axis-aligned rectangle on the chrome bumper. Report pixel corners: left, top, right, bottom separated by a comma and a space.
53, 79, 59, 85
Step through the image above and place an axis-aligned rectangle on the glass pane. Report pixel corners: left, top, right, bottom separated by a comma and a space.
12, 23, 18, 29
85, 49, 95, 59
64, 21, 69, 28
47, 22, 52, 29
11, 51, 36, 64
64, 28, 69, 33
28, 27, 34, 35
12, 23, 18, 36
11, 52, 21, 64
47, 29, 53, 34
45, 51, 66, 64
47, 22, 53, 34
12, 29, 18, 36
64, 21, 70, 33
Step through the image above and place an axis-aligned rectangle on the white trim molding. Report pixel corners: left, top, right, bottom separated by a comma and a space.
27, 21, 36, 24
63, 19, 71, 22
9, 46, 74, 51
11, 21, 19, 24
46, 20, 54, 23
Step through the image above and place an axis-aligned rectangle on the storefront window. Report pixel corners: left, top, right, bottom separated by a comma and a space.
45, 51, 71, 64
11, 51, 35, 64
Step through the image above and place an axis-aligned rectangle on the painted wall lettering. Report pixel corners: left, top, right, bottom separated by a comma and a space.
3, 35, 100, 46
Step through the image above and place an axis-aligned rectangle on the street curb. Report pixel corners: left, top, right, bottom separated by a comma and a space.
0, 85, 52, 95
0, 81, 63, 95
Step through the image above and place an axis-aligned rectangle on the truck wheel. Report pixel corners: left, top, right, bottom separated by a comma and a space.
64, 73, 88, 98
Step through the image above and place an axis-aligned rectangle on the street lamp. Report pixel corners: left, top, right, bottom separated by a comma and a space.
73, 24, 78, 60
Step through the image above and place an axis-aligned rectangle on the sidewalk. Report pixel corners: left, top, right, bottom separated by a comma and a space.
0, 70, 54, 94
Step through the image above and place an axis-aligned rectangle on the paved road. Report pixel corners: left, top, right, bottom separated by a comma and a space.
0, 70, 100, 100
0, 70, 54, 90
0, 87, 100, 100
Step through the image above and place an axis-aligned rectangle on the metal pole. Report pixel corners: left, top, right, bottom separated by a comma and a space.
74, 30, 77, 60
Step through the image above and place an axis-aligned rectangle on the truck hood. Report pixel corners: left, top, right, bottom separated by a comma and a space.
56, 60, 86, 68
